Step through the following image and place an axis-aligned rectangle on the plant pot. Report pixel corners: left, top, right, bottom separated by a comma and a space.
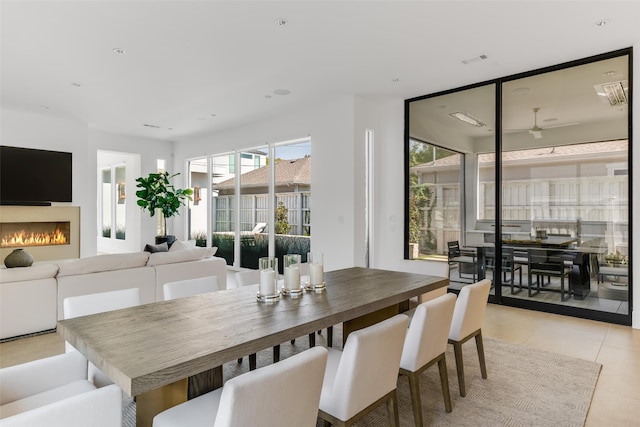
155, 235, 177, 248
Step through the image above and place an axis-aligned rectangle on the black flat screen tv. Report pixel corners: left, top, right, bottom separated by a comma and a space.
0, 146, 72, 205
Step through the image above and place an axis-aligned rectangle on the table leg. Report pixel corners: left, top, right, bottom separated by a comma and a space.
136, 378, 188, 427
342, 304, 399, 346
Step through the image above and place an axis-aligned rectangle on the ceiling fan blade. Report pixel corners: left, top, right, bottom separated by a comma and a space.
529, 129, 543, 139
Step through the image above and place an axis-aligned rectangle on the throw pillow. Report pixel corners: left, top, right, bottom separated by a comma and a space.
144, 242, 169, 253
169, 239, 197, 252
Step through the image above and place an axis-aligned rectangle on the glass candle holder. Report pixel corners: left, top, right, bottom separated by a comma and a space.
307, 252, 325, 290
282, 254, 302, 296
257, 256, 279, 302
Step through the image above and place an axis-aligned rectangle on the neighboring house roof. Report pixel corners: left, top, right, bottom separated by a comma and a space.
213, 157, 311, 190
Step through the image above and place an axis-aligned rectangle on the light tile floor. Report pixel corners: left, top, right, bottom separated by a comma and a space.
1, 304, 638, 425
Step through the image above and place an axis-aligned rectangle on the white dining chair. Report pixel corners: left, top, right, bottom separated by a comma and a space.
0, 351, 122, 427
152, 346, 328, 427
399, 293, 457, 426
318, 314, 409, 427
163, 276, 219, 300
448, 279, 491, 397
63, 287, 141, 387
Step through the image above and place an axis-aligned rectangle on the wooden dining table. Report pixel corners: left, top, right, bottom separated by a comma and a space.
57, 266, 449, 427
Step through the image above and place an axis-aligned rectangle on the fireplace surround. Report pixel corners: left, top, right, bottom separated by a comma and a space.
0, 206, 80, 262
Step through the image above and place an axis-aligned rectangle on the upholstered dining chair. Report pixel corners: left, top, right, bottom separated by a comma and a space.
152, 346, 328, 427
318, 314, 409, 427
448, 279, 491, 397
163, 275, 219, 300
63, 287, 141, 387
0, 351, 122, 427
399, 293, 457, 426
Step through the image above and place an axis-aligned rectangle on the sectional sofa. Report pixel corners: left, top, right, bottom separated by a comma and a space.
0, 246, 227, 340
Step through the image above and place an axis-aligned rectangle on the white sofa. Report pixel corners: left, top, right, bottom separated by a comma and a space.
0, 246, 227, 339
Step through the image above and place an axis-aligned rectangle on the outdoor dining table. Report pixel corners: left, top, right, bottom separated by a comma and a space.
57, 266, 449, 427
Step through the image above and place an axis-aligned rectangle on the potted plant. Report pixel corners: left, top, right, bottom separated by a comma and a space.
135, 171, 193, 246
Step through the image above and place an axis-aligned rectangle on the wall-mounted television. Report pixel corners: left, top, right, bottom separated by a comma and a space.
0, 146, 72, 205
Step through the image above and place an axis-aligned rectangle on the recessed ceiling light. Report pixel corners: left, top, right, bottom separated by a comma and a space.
211, 114, 217, 117
70, 82, 81, 87
392, 78, 399, 83
112, 48, 127, 54
264, 95, 272, 99
602, 70, 617, 77
273, 89, 290, 96
142, 123, 160, 128
594, 19, 609, 27
461, 54, 488, 65
511, 87, 530, 96
40, 105, 50, 110
274, 18, 288, 27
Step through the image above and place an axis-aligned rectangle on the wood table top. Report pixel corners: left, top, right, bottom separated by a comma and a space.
57, 267, 448, 396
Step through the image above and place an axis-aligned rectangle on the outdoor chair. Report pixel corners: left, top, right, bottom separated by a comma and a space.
447, 241, 478, 282
527, 249, 570, 301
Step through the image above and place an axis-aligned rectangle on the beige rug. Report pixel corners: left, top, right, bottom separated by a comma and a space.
124, 325, 601, 426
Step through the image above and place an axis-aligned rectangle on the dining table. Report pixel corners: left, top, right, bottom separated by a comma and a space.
57, 266, 449, 427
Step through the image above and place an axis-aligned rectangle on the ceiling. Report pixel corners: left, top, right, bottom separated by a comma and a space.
2, 1, 639, 143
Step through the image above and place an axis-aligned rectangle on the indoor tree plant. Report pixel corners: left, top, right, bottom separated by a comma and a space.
135, 171, 193, 246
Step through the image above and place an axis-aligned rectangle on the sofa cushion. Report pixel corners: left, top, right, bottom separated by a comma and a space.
144, 242, 169, 253
168, 240, 196, 252
147, 247, 217, 266
0, 379, 95, 419
56, 252, 150, 277
0, 263, 58, 284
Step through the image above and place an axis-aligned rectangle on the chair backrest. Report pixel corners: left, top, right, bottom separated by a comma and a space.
163, 276, 219, 301
327, 314, 409, 421
528, 248, 565, 274
63, 288, 141, 320
447, 241, 461, 258
401, 293, 456, 372
213, 346, 328, 427
235, 270, 260, 287
449, 279, 491, 341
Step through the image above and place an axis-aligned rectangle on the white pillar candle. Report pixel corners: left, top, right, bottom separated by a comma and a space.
310, 263, 324, 286
259, 270, 276, 295
284, 265, 301, 290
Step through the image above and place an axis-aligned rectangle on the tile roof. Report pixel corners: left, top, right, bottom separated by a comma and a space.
213, 157, 310, 189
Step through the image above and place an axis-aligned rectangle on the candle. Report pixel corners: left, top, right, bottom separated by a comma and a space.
284, 265, 301, 290
310, 263, 324, 286
259, 269, 276, 296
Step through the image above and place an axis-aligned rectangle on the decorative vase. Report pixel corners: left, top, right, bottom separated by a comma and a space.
4, 248, 34, 268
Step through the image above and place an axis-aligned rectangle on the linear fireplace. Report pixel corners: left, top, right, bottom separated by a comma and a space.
0, 206, 80, 262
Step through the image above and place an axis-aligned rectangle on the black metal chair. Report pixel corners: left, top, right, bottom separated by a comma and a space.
447, 241, 478, 282
485, 247, 522, 294
527, 249, 570, 301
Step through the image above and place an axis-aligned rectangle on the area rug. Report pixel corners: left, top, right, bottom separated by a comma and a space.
123, 325, 601, 427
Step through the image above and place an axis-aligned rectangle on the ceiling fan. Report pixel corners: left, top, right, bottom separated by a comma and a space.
508, 107, 580, 139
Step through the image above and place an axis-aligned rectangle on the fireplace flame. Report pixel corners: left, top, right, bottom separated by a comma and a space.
1, 228, 68, 247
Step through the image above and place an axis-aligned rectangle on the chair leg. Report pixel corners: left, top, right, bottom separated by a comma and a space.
328, 326, 333, 347
386, 391, 400, 427
474, 331, 488, 380
437, 356, 453, 413
308, 332, 316, 347
273, 345, 280, 363
452, 340, 466, 397
249, 353, 257, 371
406, 372, 423, 427
237, 357, 242, 364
